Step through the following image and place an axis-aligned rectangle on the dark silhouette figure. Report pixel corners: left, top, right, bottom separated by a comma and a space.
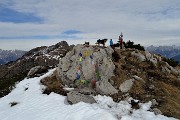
96, 39, 108, 47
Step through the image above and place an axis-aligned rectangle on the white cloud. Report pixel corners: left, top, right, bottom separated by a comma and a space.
0, 22, 64, 37
0, 39, 99, 50
0, 0, 180, 50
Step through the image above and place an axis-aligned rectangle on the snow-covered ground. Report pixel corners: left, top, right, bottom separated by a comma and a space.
0, 69, 177, 120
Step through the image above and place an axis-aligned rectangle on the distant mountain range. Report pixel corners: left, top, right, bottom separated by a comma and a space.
146, 45, 180, 63
172, 54, 180, 63
1, 45, 180, 65
0, 49, 27, 65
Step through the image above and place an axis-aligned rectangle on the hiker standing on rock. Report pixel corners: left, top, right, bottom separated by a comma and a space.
119, 32, 123, 49
110, 39, 113, 47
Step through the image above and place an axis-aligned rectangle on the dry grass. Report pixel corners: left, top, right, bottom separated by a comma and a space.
173, 79, 180, 87
164, 74, 180, 87
126, 57, 139, 66
157, 82, 180, 118
166, 74, 178, 81
111, 49, 180, 119
147, 70, 163, 79
111, 63, 130, 87
129, 80, 145, 96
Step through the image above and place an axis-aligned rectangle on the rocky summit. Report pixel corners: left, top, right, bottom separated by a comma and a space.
41, 44, 180, 119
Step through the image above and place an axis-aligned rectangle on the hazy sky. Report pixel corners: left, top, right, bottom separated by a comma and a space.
0, 0, 180, 50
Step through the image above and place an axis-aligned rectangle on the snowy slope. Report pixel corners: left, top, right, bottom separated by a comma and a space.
0, 69, 177, 120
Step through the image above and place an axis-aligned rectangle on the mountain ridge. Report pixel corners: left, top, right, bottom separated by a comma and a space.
0, 41, 74, 98
0, 49, 26, 65
172, 54, 180, 63
0, 42, 180, 119
146, 45, 180, 60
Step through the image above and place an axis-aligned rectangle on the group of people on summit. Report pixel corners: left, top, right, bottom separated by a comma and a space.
96, 32, 124, 49
109, 32, 124, 49
94, 32, 145, 51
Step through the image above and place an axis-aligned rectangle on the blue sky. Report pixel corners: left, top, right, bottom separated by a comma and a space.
0, 0, 180, 50
0, 6, 42, 23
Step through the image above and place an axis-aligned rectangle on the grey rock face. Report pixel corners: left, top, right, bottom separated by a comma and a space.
76, 87, 96, 95
151, 99, 158, 106
57, 44, 118, 95
145, 51, 158, 66
145, 51, 152, 61
99, 57, 115, 80
119, 79, 134, 93
67, 91, 96, 104
105, 46, 114, 58
161, 62, 179, 75
132, 75, 143, 81
82, 57, 96, 80
27, 66, 48, 78
169, 66, 179, 75
152, 108, 162, 115
96, 77, 118, 95
161, 66, 171, 74
57, 45, 116, 86
131, 51, 146, 62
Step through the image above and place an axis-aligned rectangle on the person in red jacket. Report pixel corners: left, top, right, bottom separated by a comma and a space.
119, 32, 123, 49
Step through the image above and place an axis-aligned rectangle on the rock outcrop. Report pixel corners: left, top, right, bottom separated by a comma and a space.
27, 66, 48, 78
119, 79, 134, 93
67, 91, 96, 104
57, 45, 117, 95
96, 77, 118, 95
131, 51, 146, 62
